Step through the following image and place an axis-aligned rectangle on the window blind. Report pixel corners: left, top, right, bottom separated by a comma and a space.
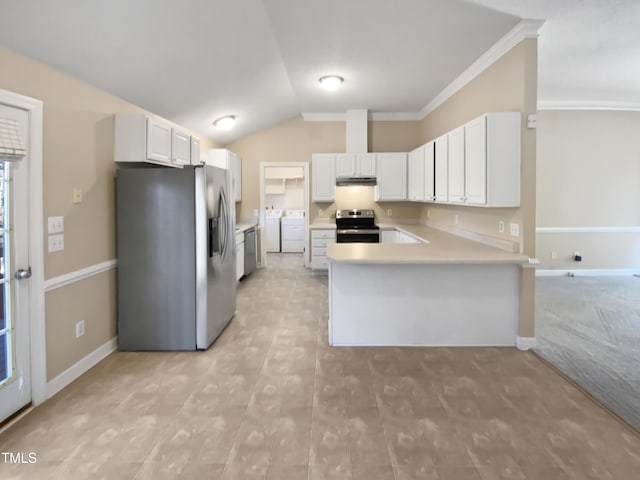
0, 117, 27, 161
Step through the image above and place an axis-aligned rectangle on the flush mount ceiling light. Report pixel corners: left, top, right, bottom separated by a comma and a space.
318, 75, 344, 91
213, 115, 235, 130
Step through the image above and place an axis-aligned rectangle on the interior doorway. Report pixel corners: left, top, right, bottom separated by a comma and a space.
258, 162, 309, 269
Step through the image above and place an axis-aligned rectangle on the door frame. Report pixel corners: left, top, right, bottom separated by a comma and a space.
259, 162, 310, 268
0, 89, 46, 406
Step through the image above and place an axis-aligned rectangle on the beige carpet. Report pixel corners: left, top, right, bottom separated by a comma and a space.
1, 254, 639, 479
536, 275, 640, 433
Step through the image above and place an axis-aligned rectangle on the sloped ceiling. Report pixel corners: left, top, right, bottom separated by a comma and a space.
1, 1, 637, 145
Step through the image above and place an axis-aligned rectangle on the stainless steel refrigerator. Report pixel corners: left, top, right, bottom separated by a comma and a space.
115, 165, 236, 351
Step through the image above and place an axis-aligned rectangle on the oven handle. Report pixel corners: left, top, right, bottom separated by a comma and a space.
337, 229, 380, 234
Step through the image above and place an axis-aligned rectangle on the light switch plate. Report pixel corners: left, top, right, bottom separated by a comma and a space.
73, 188, 83, 204
48, 234, 64, 252
48, 216, 64, 234
510, 223, 520, 237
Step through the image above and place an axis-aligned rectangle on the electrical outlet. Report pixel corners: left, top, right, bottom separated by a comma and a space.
387, 209, 392, 217
75, 320, 85, 338
48, 234, 64, 252
454, 214, 459, 225
498, 221, 505, 233
47, 216, 64, 234
551, 251, 557, 259
510, 223, 519, 237
73, 188, 83, 204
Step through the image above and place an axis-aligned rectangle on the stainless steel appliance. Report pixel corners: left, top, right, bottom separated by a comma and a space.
244, 227, 257, 276
335, 209, 380, 243
116, 165, 236, 351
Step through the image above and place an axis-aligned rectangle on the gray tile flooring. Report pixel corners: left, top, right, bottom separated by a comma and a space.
1, 254, 639, 479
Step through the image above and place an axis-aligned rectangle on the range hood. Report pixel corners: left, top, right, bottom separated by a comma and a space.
336, 176, 376, 186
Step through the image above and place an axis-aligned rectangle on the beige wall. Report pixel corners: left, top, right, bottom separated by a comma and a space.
227, 115, 422, 223
417, 39, 538, 336
0, 46, 216, 380
536, 110, 640, 270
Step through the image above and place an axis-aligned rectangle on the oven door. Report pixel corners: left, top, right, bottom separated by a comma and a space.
336, 229, 380, 243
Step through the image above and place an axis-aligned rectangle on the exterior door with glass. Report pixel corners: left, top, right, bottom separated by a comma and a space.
0, 104, 31, 423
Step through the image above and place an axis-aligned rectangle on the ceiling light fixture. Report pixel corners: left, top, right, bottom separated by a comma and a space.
318, 75, 344, 91
213, 115, 236, 130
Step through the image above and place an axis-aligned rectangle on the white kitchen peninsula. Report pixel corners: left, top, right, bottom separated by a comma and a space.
326, 225, 529, 347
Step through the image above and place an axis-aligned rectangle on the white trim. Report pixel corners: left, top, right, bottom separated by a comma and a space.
537, 226, 640, 233
369, 112, 422, 121
46, 337, 117, 399
516, 336, 537, 351
302, 112, 345, 122
420, 19, 545, 119
536, 268, 640, 277
43, 259, 116, 293
537, 102, 640, 112
0, 89, 47, 406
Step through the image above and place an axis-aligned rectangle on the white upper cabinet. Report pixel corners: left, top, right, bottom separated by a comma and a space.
207, 149, 242, 202
312, 154, 336, 202
434, 135, 448, 202
444, 112, 520, 207
375, 153, 407, 201
335, 153, 376, 178
407, 146, 425, 201
115, 114, 200, 169
171, 128, 191, 167
190, 136, 201, 165
447, 126, 466, 204
335, 154, 356, 177
464, 116, 487, 205
423, 141, 435, 202
146, 117, 173, 165
356, 153, 376, 176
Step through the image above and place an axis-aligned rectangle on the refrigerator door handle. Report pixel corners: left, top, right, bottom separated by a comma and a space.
219, 189, 229, 261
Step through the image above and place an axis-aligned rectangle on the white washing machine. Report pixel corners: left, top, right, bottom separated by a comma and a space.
265, 209, 283, 252
281, 210, 305, 253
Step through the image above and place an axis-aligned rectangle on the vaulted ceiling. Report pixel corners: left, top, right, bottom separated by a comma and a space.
1, 1, 638, 145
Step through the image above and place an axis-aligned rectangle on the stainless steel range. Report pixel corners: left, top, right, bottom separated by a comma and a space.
335, 209, 380, 243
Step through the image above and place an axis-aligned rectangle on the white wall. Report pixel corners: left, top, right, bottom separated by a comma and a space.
536, 110, 640, 271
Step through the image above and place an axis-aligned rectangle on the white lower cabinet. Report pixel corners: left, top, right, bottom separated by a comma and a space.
236, 232, 244, 282
310, 228, 336, 272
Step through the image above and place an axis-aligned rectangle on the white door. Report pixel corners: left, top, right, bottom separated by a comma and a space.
312, 154, 335, 202
447, 126, 466, 203
0, 104, 31, 422
464, 116, 487, 205
171, 128, 191, 167
146, 117, 172, 164
375, 153, 407, 201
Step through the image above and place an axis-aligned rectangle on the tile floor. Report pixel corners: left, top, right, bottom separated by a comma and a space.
1, 253, 639, 479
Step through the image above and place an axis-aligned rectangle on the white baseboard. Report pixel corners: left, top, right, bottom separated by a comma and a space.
516, 336, 537, 351
536, 268, 640, 277
46, 337, 117, 399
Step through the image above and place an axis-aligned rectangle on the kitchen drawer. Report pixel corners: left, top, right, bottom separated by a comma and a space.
311, 237, 335, 248
312, 246, 327, 256
312, 255, 329, 270
311, 229, 336, 240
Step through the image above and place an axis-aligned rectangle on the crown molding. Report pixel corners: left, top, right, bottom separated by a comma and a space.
537, 101, 640, 111
419, 19, 545, 119
302, 112, 345, 122
369, 112, 422, 121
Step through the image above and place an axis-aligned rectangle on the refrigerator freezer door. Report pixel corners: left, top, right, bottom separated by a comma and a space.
196, 165, 237, 349
116, 167, 197, 350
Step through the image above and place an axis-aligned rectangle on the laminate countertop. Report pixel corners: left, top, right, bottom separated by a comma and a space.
327, 224, 529, 265
235, 223, 257, 234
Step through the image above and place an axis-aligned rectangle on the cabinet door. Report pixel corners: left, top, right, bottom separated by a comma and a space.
356, 154, 376, 176
464, 116, 487, 205
407, 146, 424, 201
447, 126, 465, 203
312, 154, 336, 202
434, 135, 448, 202
375, 153, 407, 201
146, 117, 172, 164
171, 128, 191, 166
335, 154, 356, 177
381, 230, 397, 243
190, 136, 201, 165
236, 240, 244, 281
424, 141, 435, 202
